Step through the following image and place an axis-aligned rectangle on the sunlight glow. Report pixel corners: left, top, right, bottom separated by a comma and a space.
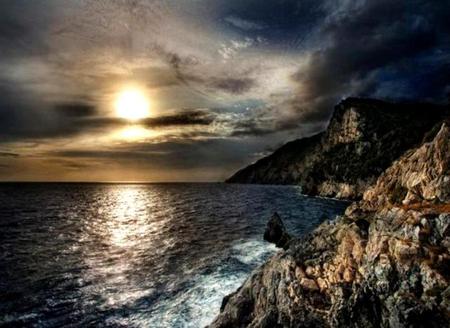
115, 89, 150, 121
116, 126, 153, 141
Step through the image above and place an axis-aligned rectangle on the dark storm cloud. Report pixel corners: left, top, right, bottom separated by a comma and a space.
0, 17, 27, 42
230, 117, 301, 137
54, 103, 97, 118
217, 0, 325, 43
209, 77, 255, 95
0, 152, 19, 158
0, 0, 52, 57
230, 117, 281, 137
0, 89, 119, 141
49, 138, 258, 170
288, 0, 450, 123
230, 125, 274, 137
213, 0, 450, 130
0, 84, 46, 140
143, 110, 216, 128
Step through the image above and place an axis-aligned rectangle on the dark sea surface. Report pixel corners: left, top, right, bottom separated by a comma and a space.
0, 183, 348, 327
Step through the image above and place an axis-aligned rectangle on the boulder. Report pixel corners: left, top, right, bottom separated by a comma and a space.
263, 212, 291, 249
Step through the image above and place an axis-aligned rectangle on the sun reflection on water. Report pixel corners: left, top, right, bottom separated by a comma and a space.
106, 186, 149, 247
79, 185, 163, 315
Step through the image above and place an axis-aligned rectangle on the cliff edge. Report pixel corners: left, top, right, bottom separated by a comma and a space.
227, 98, 449, 200
211, 122, 450, 327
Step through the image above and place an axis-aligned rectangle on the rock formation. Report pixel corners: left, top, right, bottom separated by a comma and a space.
263, 212, 291, 250
227, 98, 449, 200
210, 122, 450, 327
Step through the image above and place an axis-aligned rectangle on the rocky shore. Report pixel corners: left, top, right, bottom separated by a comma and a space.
211, 114, 449, 326
227, 98, 449, 200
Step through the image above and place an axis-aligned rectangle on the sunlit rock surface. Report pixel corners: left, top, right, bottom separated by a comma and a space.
227, 98, 450, 200
211, 123, 450, 328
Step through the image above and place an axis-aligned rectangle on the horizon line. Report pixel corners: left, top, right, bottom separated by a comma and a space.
0, 180, 224, 184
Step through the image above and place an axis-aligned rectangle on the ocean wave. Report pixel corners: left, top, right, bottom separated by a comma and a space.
0, 183, 348, 327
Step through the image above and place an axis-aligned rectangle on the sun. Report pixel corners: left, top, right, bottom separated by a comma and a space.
115, 89, 150, 121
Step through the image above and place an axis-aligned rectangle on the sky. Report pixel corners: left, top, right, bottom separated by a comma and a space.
0, 0, 449, 182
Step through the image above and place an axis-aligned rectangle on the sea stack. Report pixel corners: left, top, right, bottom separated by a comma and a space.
263, 212, 291, 249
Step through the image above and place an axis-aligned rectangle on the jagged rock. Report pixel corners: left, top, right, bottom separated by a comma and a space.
227, 98, 449, 200
263, 212, 291, 249
347, 122, 450, 215
210, 122, 450, 328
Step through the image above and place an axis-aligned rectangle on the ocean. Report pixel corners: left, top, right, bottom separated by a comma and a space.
0, 183, 348, 327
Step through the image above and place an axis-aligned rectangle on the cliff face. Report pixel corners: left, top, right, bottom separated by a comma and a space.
227, 98, 449, 200
211, 123, 450, 328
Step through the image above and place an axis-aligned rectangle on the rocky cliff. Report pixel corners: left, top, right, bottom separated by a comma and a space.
211, 122, 450, 327
227, 98, 449, 200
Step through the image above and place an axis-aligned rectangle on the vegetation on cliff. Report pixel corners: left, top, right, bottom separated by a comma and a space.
227, 98, 449, 200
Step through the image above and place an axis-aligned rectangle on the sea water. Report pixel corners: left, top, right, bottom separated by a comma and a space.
0, 183, 348, 327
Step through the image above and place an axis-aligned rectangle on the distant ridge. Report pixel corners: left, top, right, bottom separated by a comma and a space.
227, 97, 450, 200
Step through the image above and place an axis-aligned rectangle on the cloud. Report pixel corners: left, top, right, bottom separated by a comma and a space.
143, 110, 216, 127
0, 0, 449, 181
0, 92, 119, 140
0, 17, 27, 42
48, 138, 261, 171
229, 116, 301, 137
271, 0, 450, 126
0, 152, 19, 158
224, 16, 265, 31
217, 0, 326, 42
54, 103, 97, 118
209, 77, 255, 94
218, 38, 255, 59
0, 2, 52, 58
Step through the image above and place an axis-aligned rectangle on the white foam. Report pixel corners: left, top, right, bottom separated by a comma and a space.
139, 239, 277, 328
231, 239, 277, 265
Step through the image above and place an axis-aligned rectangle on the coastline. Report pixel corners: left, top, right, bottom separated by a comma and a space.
210, 123, 450, 327
226, 98, 450, 201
